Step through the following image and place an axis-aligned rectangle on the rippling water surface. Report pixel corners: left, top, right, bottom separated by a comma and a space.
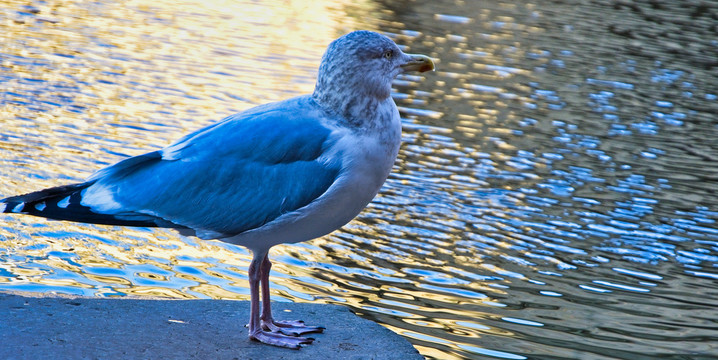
2, 0, 718, 359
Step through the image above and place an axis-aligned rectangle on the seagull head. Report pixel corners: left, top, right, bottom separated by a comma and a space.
313, 31, 434, 118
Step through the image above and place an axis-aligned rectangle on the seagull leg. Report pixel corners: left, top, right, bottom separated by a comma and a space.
247, 251, 313, 349
259, 253, 325, 336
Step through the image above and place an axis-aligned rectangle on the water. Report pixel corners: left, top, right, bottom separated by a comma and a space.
2, 0, 718, 359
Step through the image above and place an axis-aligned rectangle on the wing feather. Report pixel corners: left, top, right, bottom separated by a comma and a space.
82, 95, 342, 237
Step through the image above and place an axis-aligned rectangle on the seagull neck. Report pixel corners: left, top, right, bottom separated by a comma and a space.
312, 91, 390, 128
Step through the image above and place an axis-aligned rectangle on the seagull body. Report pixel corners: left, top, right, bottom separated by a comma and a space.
74, 94, 399, 254
1, 30, 434, 348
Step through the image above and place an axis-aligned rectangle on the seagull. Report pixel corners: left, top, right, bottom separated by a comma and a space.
0, 30, 434, 349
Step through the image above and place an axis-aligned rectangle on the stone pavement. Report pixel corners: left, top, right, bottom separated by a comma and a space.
0, 291, 422, 360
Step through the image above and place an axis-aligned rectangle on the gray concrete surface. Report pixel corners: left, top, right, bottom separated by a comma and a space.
0, 291, 422, 360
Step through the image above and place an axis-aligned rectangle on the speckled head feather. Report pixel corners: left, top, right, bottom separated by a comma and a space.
312, 31, 407, 123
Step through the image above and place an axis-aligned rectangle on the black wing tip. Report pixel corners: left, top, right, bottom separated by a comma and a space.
0, 199, 11, 213
1, 200, 23, 214
1, 182, 186, 229
1, 182, 92, 214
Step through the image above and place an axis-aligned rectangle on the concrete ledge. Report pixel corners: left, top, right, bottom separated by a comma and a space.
0, 291, 422, 360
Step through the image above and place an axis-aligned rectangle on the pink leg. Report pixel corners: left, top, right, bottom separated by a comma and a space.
247, 251, 313, 349
259, 254, 325, 336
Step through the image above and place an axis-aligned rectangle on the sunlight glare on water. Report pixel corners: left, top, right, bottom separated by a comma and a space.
3, 0, 718, 359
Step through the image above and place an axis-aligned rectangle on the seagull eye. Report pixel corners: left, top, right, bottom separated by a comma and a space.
383, 50, 393, 60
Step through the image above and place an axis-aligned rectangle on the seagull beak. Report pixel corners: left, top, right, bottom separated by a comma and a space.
401, 54, 435, 73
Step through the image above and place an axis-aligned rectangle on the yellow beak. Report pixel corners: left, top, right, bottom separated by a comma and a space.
401, 54, 435, 73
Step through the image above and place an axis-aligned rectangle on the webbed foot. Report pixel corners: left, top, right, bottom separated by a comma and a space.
262, 318, 325, 336
249, 330, 314, 349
